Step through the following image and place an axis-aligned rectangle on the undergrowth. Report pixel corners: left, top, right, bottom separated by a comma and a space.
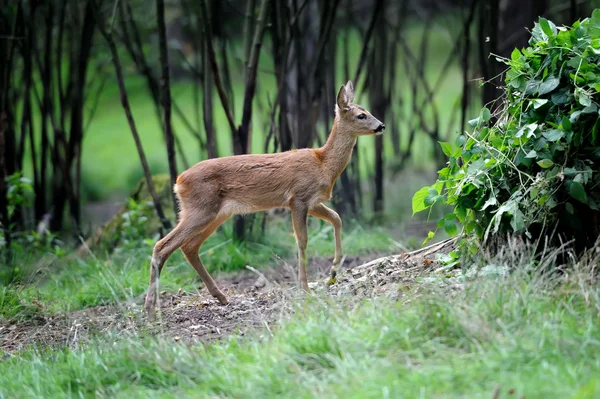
414, 12, 600, 254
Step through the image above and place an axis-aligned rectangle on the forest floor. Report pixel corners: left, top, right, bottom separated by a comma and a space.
1, 245, 445, 354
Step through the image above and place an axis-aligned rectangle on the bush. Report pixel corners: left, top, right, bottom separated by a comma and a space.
414, 12, 600, 251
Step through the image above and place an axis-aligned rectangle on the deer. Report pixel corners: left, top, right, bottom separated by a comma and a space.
144, 80, 385, 318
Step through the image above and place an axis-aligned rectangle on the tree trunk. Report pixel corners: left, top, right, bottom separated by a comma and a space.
156, 0, 179, 217
232, 0, 271, 242
202, 29, 218, 159
0, 36, 10, 268
370, 0, 387, 219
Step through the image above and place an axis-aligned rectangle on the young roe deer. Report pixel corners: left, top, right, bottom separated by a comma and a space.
144, 81, 384, 317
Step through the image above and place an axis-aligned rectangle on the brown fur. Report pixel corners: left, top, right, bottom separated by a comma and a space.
144, 81, 384, 318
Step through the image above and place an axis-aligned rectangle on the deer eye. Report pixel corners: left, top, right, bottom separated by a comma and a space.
357, 113, 366, 120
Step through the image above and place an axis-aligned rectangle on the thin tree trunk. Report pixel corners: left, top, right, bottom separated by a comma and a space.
199, 0, 237, 137
461, 0, 478, 131
237, 0, 271, 155
233, 0, 271, 241
370, 0, 387, 219
38, 2, 53, 222
202, 35, 218, 158
243, 0, 257, 75
353, 0, 384, 86
156, 0, 179, 217
0, 43, 10, 269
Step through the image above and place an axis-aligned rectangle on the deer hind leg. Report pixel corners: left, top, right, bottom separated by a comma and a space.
309, 203, 343, 285
180, 215, 229, 305
291, 204, 310, 292
144, 209, 219, 318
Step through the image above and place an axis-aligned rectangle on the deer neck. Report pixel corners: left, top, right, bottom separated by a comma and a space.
320, 119, 357, 181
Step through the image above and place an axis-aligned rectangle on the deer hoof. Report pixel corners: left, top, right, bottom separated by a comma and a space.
144, 296, 157, 321
214, 292, 229, 305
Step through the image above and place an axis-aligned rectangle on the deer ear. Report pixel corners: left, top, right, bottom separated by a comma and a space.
345, 81, 354, 103
336, 85, 350, 110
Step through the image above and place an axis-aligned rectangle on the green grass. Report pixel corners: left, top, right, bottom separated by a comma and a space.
0, 217, 398, 317
1, 262, 599, 398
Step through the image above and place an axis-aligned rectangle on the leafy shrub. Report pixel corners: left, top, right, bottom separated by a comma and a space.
113, 197, 157, 253
413, 12, 600, 251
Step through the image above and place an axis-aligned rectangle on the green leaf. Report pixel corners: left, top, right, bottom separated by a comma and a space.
455, 206, 467, 222
551, 89, 570, 105
539, 17, 555, 37
412, 186, 431, 215
538, 76, 560, 95
510, 209, 526, 232
481, 195, 497, 211
511, 48, 521, 61
424, 195, 437, 207
468, 117, 480, 127
525, 150, 538, 158
582, 103, 598, 114
570, 110, 583, 124
575, 88, 592, 107
542, 129, 564, 142
482, 107, 491, 122
437, 218, 445, 229
444, 220, 458, 236
566, 202, 575, 214
569, 181, 588, 204
422, 231, 435, 246
439, 142, 453, 157
561, 116, 572, 131
537, 159, 554, 168
532, 99, 548, 109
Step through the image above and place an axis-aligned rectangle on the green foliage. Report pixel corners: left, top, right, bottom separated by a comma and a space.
413, 12, 600, 248
114, 198, 157, 252
5, 173, 34, 221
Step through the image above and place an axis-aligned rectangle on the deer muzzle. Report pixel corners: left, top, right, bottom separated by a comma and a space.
374, 123, 385, 135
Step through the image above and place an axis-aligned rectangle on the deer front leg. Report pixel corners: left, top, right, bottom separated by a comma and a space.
291, 204, 310, 292
310, 203, 343, 285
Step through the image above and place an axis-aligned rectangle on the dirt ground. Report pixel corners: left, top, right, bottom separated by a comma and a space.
1, 239, 455, 355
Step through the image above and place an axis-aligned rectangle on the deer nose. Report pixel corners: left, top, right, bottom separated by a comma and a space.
375, 123, 385, 133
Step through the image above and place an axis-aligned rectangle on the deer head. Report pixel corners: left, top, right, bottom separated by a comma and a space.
335, 81, 385, 136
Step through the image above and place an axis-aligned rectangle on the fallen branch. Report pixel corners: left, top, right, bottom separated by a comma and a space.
350, 236, 460, 273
